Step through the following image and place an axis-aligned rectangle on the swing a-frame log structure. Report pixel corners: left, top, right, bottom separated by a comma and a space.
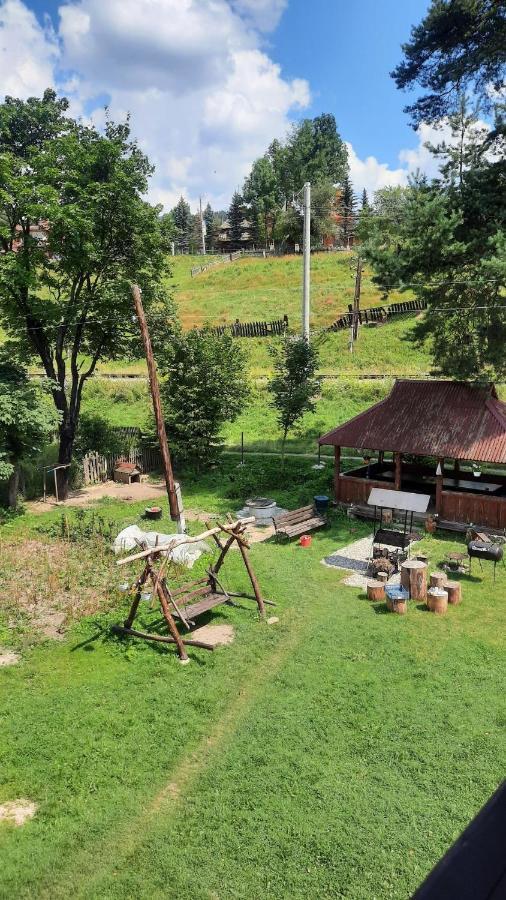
113, 517, 270, 663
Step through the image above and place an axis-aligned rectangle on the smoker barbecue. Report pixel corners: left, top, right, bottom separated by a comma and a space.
467, 540, 504, 580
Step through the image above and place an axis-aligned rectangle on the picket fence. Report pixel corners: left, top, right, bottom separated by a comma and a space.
196, 315, 289, 339
82, 445, 162, 486
190, 250, 243, 278
328, 297, 427, 332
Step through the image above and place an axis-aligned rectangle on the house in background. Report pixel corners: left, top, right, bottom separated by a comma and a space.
217, 218, 256, 251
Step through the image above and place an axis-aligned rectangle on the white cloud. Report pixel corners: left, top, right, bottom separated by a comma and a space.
346, 141, 407, 195
0, 0, 58, 98
229, 0, 287, 31
54, 0, 309, 209
347, 116, 493, 197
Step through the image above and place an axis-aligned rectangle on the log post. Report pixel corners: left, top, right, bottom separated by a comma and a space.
334, 446, 341, 501
446, 580, 462, 605
427, 587, 448, 615
394, 452, 402, 491
435, 457, 444, 515
237, 540, 266, 618
430, 571, 447, 589
400, 560, 427, 600
367, 580, 385, 601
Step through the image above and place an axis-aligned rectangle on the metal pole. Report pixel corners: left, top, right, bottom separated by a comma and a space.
131, 284, 185, 532
302, 181, 311, 341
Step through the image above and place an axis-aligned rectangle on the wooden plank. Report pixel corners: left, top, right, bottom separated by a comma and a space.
173, 592, 228, 620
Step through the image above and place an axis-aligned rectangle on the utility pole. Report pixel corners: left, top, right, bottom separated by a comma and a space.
199, 196, 206, 255
302, 181, 311, 340
348, 255, 362, 352
131, 284, 186, 532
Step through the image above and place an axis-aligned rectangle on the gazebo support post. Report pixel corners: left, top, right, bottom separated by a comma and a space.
436, 457, 444, 514
335, 446, 341, 501
454, 459, 460, 475
394, 453, 402, 491
378, 450, 384, 469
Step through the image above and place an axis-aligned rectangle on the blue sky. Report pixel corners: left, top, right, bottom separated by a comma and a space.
272, 0, 429, 169
1, 0, 435, 209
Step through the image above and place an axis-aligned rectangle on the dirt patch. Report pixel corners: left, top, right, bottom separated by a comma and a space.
0, 648, 20, 666
0, 800, 37, 826
188, 623, 235, 647
229, 523, 275, 548
27, 479, 221, 522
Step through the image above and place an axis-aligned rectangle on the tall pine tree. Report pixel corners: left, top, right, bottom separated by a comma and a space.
203, 202, 215, 251
228, 191, 244, 245
172, 196, 191, 251
339, 175, 356, 249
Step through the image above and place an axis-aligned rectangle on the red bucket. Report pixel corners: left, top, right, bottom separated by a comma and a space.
299, 534, 312, 548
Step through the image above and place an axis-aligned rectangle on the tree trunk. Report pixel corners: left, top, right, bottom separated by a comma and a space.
7, 465, 20, 508
56, 421, 75, 501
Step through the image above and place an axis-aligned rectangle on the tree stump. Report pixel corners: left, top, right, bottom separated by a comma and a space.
430, 571, 447, 589
391, 598, 407, 615
446, 580, 462, 605
400, 560, 427, 600
376, 572, 389, 584
367, 580, 385, 602
427, 587, 448, 615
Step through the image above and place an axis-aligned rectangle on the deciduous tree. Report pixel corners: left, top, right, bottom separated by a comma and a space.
268, 337, 321, 462
0, 89, 175, 499
0, 357, 60, 507
158, 329, 249, 468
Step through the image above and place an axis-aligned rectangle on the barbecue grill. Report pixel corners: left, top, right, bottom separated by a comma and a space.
467, 540, 504, 580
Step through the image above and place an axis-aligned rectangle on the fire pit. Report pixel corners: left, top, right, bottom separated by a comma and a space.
237, 496, 287, 525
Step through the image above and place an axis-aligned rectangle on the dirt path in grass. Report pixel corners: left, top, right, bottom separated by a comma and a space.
42, 613, 304, 899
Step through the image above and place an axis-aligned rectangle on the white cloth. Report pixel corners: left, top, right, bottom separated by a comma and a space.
113, 525, 210, 568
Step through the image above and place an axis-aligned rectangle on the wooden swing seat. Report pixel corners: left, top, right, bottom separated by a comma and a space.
169, 577, 230, 621
113, 517, 271, 662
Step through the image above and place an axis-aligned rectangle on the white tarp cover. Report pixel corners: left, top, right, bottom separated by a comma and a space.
367, 488, 431, 514
113, 525, 210, 568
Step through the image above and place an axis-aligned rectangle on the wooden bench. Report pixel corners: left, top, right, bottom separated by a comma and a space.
272, 504, 327, 541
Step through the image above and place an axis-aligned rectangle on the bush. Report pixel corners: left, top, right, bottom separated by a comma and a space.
74, 413, 124, 459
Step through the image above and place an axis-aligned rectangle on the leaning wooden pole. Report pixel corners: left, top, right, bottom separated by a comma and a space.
131, 284, 184, 531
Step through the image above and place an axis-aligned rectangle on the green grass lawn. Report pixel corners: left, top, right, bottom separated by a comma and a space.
1, 460, 505, 899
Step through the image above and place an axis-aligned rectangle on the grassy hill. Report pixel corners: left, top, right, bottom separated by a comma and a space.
91, 252, 433, 377
168, 251, 409, 329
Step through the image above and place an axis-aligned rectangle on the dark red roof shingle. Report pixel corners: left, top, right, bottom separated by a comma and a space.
319, 380, 506, 463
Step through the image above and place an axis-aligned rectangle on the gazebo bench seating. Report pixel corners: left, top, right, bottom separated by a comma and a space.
272, 504, 327, 541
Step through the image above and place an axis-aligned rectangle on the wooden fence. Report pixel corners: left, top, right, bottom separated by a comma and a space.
328, 298, 427, 332
191, 250, 243, 278
82, 445, 162, 486
197, 315, 289, 339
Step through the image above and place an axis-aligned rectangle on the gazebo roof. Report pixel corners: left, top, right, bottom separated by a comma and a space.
319, 380, 506, 464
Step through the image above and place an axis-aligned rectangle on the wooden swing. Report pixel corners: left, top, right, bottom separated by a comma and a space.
112, 516, 271, 663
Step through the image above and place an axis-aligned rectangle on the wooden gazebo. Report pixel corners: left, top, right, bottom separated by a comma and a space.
319, 380, 506, 530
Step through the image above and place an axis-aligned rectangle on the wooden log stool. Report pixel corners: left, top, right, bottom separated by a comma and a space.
376, 572, 389, 584
367, 580, 386, 602
400, 559, 427, 601
385, 585, 409, 613
427, 587, 448, 615
430, 571, 447, 589
445, 580, 462, 605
